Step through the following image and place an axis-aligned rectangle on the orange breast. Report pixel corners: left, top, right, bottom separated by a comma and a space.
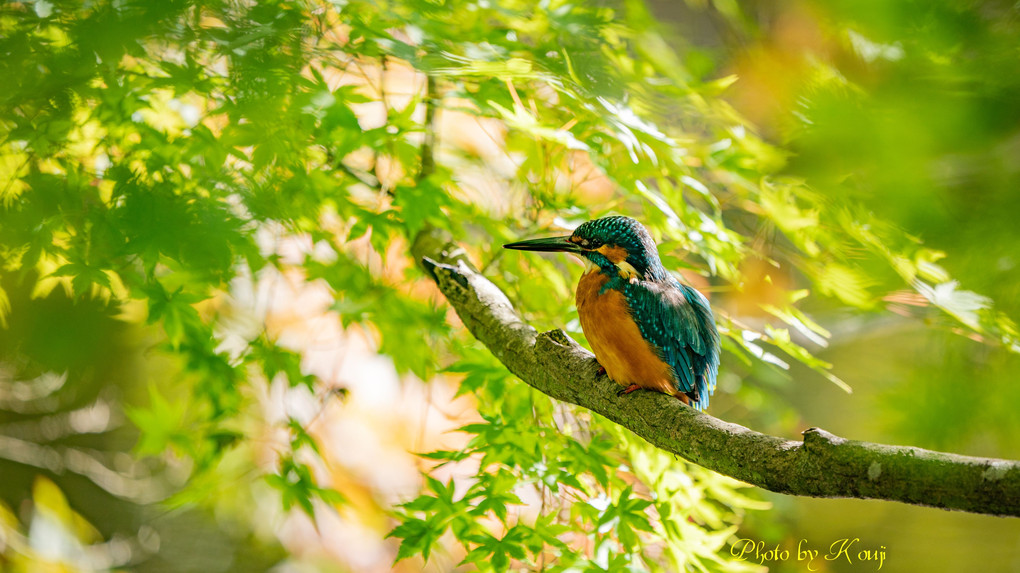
575, 272, 678, 396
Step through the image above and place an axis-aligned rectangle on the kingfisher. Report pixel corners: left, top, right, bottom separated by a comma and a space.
504, 216, 720, 409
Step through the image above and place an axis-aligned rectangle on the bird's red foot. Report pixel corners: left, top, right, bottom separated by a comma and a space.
617, 384, 641, 396
592, 359, 606, 377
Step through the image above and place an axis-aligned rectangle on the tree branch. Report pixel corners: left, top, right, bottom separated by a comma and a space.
412, 229, 1020, 518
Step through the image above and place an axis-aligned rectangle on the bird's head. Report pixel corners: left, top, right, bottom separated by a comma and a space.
504, 216, 663, 281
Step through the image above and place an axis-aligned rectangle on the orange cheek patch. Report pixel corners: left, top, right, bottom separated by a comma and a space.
596, 244, 628, 263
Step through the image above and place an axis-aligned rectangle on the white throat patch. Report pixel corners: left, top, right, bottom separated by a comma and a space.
581, 258, 641, 282
616, 261, 641, 283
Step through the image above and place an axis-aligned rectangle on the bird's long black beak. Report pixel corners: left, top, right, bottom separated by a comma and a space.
503, 235, 582, 254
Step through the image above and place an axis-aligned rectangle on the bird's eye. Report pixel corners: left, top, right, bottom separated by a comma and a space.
587, 238, 602, 249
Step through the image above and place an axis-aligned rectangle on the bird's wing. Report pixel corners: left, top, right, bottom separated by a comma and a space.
623, 279, 720, 408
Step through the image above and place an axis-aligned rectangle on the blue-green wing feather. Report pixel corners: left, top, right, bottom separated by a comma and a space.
622, 279, 720, 409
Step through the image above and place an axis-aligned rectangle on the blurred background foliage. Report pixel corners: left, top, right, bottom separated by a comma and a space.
1, 0, 1019, 571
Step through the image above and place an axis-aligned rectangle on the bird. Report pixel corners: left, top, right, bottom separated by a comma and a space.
504, 215, 720, 409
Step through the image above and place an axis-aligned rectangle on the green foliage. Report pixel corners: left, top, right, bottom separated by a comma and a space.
266, 454, 347, 516
2, 0, 1019, 570
389, 344, 767, 570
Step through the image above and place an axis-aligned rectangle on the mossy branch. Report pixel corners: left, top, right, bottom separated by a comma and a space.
412, 229, 1020, 518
